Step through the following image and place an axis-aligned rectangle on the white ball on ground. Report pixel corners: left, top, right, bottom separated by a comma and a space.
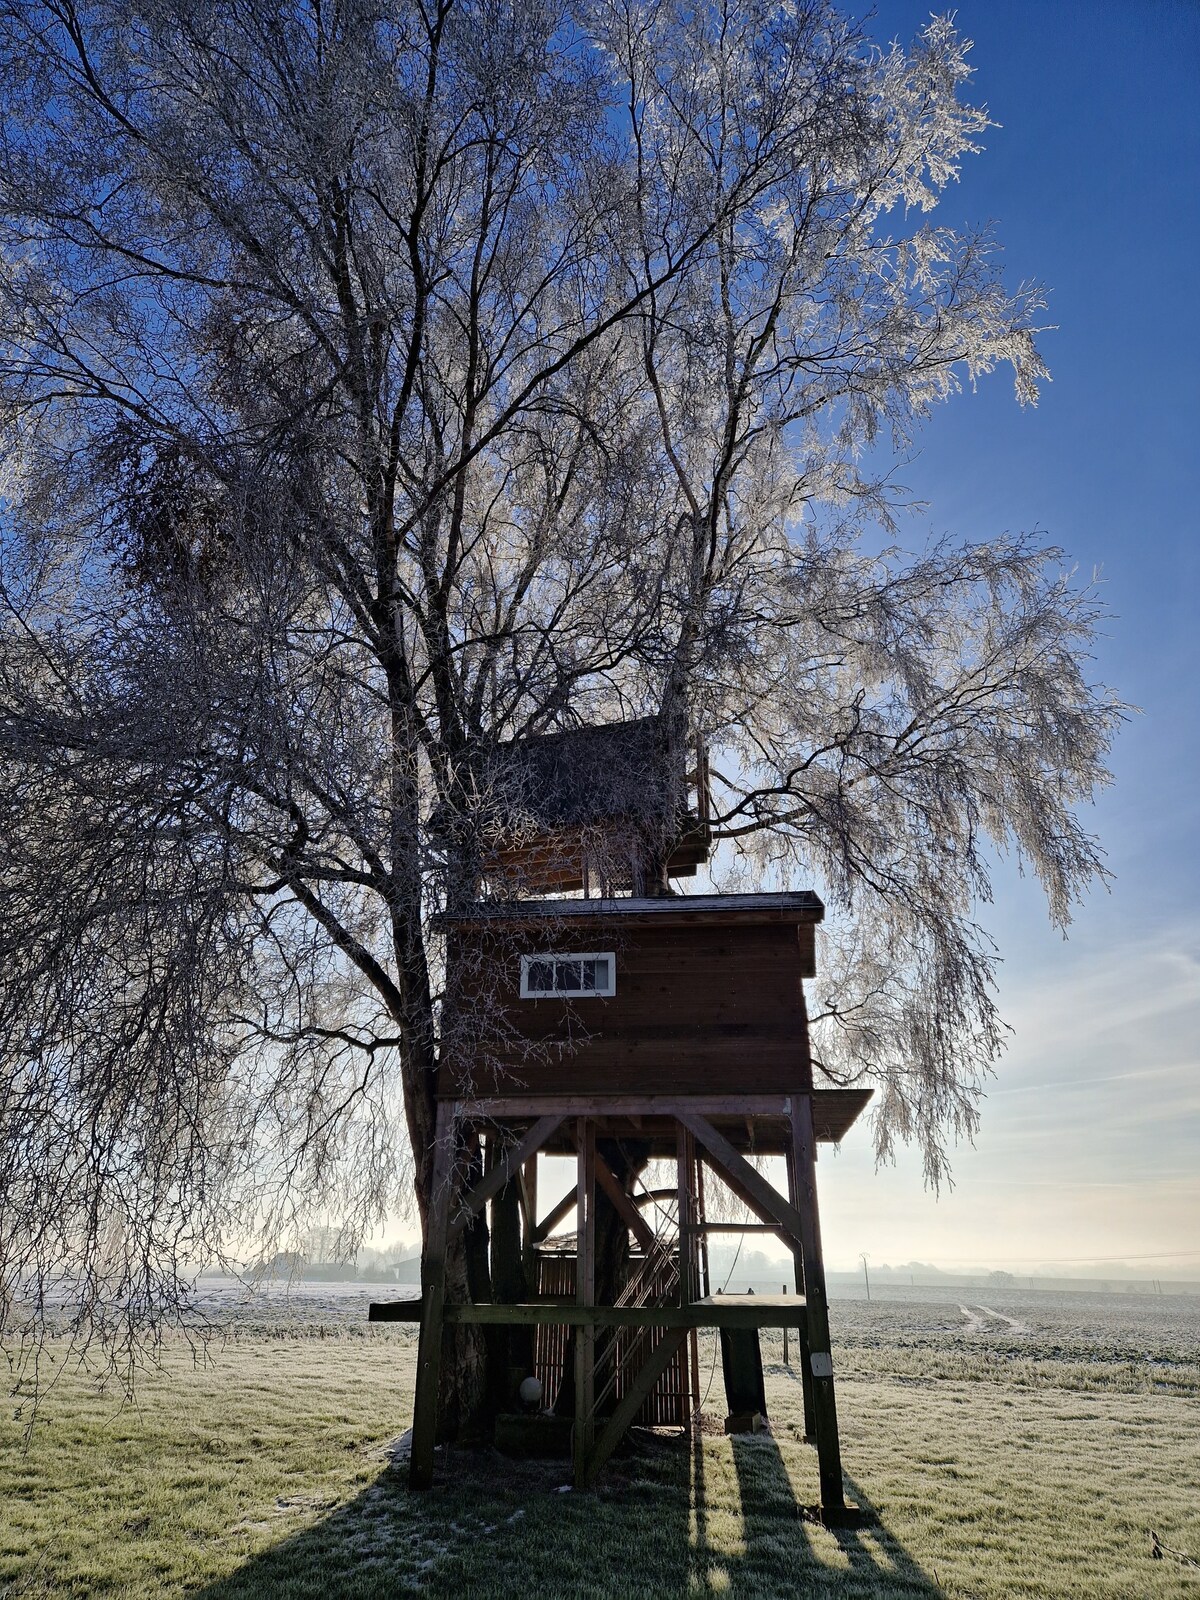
519, 1375, 543, 1407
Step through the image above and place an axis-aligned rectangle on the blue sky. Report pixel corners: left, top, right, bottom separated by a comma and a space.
813, 0, 1200, 1275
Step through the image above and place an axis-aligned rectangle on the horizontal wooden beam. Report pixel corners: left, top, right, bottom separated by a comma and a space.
456, 1095, 793, 1120
438, 896, 822, 930
368, 1296, 808, 1330
447, 1114, 564, 1240
694, 1223, 790, 1235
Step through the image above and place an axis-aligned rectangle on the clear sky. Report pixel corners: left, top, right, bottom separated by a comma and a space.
812, 0, 1200, 1276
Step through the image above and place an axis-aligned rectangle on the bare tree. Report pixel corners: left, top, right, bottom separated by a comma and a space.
0, 0, 1120, 1421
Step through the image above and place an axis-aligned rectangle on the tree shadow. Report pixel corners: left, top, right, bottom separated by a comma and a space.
196, 1430, 942, 1598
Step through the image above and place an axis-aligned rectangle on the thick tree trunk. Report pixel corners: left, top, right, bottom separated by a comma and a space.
433, 1233, 492, 1442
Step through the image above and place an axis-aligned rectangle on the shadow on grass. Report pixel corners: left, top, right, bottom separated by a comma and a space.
725, 1434, 942, 1598
199, 1433, 943, 1599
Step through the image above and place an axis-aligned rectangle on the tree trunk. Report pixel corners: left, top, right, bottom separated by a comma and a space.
433, 1233, 492, 1443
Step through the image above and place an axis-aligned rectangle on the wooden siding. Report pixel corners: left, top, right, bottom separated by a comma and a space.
439, 918, 816, 1099
485, 821, 709, 895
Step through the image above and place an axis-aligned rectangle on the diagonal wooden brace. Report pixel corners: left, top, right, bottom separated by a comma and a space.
531, 1185, 579, 1244
594, 1153, 657, 1252
677, 1111, 806, 1249
447, 1114, 564, 1240
582, 1327, 689, 1488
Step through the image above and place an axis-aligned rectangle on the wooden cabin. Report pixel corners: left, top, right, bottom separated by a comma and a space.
372, 719, 870, 1522
438, 892, 868, 1138
477, 717, 711, 894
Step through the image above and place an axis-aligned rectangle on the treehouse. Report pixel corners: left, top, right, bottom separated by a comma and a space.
371, 718, 870, 1519
476, 716, 711, 894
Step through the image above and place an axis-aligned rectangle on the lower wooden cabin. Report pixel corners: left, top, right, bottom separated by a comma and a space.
370, 892, 870, 1517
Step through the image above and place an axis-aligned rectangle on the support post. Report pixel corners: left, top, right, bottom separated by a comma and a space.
790, 1092, 845, 1511
690, 1143, 704, 1424
695, 1156, 711, 1298
676, 1122, 693, 1307
785, 1117, 816, 1440
409, 1101, 455, 1491
522, 1156, 538, 1230
676, 1122, 695, 1428
520, 1156, 537, 1278
573, 1116, 596, 1487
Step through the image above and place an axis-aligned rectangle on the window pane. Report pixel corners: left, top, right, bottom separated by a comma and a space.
523, 953, 612, 997
583, 957, 610, 992
526, 959, 553, 993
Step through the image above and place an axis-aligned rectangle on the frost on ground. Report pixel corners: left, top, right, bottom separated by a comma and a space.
3, 1286, 1197, 1598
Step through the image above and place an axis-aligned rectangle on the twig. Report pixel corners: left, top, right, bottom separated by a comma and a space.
1150, 1531, 1200, 1570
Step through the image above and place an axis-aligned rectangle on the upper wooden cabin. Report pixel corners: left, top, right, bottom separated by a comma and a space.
477, 717, 711, 895
437, 891, 870, 1147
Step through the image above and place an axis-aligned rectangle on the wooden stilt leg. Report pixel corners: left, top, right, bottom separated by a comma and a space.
790, 1092, 845, 1512
522, 1156, 538, 1233
785, 1122, 817, 1441
695, 1154, 711, 1298
676, 1124, 697, 1432
690, 1146, 706, 1429
676, 1123, 693, 1307
410, 1101, 455, 1491
573, 1116, 596, 1488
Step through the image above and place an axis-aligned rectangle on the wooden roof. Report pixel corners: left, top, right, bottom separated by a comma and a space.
482, 716, 680, 831
439, 890, 824, 929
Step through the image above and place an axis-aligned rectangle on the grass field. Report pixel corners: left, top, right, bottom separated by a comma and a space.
2, 1290, 1198, 1598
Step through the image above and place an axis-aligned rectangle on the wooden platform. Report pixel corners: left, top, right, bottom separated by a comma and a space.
449, 1090, 871, 1149
370, 1294, 810, 1330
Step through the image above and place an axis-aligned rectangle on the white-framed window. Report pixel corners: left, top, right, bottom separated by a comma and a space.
519, 951, 616, 999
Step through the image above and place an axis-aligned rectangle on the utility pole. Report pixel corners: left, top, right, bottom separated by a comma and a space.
860, 1253, 871, 1302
